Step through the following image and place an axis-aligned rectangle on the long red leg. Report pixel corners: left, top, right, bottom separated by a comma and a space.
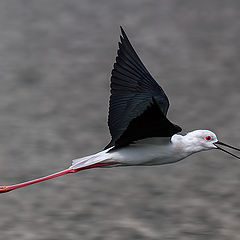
0, 162, 116, 193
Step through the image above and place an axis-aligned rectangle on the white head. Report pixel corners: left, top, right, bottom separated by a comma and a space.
181, 129, 240, 159
184, 130, 218, 152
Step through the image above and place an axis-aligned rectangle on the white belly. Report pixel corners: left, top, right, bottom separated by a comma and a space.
71, 137, 192, 169
108, 138, 190, 166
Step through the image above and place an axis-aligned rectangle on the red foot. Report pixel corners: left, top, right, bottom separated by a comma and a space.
0, 186, 12, 193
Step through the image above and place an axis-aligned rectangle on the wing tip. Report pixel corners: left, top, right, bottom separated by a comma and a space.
120, 26, 124, 34
120, 26, 128, 41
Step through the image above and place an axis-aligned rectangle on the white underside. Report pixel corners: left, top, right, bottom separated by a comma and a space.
70, 137, 193, 169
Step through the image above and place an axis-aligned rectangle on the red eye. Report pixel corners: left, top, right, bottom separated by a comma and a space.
206, 136, 211, 141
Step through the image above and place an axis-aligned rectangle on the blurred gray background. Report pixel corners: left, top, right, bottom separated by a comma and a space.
0, 1, 239, 239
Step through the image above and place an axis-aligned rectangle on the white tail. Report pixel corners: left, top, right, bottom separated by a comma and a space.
70, 148, 114, 169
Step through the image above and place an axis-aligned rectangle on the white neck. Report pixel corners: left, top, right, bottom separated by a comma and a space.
171, 132, 210, 155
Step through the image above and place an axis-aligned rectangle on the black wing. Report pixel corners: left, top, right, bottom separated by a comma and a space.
105, 27, 181, 149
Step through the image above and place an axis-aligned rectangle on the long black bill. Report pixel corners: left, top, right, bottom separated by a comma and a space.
214, 141, 240, 160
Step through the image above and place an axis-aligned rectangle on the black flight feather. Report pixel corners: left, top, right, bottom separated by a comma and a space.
105, 27, 181, 149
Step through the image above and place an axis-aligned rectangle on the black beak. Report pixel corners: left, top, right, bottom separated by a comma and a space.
214, 141, 240, 160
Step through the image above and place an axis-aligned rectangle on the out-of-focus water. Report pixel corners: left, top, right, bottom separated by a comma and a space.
0, 1, 239, 239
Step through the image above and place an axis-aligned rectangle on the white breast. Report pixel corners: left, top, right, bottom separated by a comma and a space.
108, 137, 190, 166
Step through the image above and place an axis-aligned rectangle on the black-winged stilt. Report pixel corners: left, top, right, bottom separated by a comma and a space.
0, 27, 239, 193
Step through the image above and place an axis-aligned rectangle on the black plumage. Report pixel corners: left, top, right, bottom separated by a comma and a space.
105, 27, 181, 149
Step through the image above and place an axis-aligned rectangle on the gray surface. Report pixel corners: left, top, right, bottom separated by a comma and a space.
0, 1, 239, 239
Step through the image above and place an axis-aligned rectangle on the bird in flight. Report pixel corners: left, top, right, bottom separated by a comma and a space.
0, 27, 239, 193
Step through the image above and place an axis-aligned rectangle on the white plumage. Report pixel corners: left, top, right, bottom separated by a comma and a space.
0, 28, 239, 194
70, 130, 219, 169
